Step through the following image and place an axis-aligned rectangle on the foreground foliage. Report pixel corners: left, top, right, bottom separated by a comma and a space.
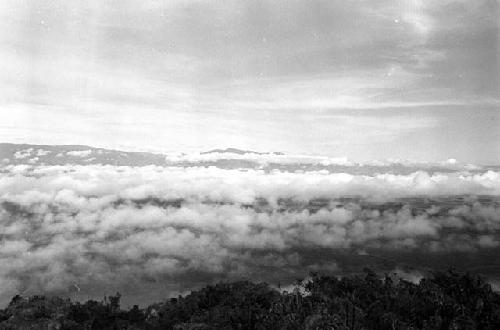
1, 269, 499, 329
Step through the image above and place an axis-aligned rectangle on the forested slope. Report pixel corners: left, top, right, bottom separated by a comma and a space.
0, 269, 499, 329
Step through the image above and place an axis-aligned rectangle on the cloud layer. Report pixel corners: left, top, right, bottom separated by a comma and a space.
1, 164, 500, 306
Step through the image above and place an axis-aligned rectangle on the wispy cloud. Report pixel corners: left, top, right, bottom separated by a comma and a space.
0, 0, 498, 162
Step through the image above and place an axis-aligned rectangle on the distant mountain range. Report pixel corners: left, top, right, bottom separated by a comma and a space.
0, 143, 168, 166
0, 143, 291, 168
0, 143, 496, 174
0, 143, 290, 166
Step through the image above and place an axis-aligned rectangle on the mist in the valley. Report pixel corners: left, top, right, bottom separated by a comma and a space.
1, 148, 500, 306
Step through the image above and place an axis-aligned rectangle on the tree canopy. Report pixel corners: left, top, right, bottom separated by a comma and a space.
0, 269, 499, 329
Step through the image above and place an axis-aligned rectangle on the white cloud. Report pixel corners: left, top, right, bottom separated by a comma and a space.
67, 150, 92, 157
36, 149, 51, 156
13, 149, 33, 159
0, 164, 499, 305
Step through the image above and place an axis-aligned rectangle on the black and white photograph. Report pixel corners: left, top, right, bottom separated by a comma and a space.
0, 0, 499, 329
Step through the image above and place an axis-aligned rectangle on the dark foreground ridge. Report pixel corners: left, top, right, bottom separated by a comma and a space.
0, 269, 499, 330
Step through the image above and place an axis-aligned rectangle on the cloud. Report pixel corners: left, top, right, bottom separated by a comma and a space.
66, 150, 92, 157
36, 149, 51, 156
13, 149, 33, 159
0, 164, 499, 306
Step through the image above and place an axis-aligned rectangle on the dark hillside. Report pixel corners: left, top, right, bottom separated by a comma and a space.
1, 269, 499, 329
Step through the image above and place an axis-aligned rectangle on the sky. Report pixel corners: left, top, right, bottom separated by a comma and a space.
0, 0, 499, 163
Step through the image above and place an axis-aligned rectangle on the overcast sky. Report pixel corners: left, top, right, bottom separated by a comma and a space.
0, 0, 499, 163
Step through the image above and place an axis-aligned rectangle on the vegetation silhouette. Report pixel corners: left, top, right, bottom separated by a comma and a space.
0, 269, 499, 329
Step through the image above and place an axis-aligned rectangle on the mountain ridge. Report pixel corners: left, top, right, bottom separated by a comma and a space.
1, 143, 496, 174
